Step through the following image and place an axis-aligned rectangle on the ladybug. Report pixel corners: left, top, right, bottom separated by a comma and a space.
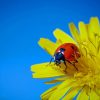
50, 43, 80, 70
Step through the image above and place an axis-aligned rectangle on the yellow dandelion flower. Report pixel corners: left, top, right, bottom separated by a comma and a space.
31, 17, 100, 100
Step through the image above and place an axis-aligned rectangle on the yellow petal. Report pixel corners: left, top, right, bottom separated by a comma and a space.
77, 89, 89, 100
31, 62, 65, 78
95, 88, 100, 96
62, 87, 80, 100
53, 28, 76, 44
45, 76, 67, 84
89, 17, 100, 35
38, 38, 58, 56
89, 17, 100, 53
88, 17, 100, 47
41, 85, 59, 100
78, 22, 88, 41
69, 23, 81, 43
89, 90, 100, 100
55, 39, 63, 46
45, 79, 62, 84
49, 78, 75, 100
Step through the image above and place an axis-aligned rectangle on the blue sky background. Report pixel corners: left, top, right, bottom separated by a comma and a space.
0, 0, 100, 100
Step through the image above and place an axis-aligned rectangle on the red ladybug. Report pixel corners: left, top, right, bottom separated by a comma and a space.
50, 43, 80, 70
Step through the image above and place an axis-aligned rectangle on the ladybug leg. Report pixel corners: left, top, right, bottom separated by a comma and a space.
75, 60, 78, 63
56, 62, 62, 67
55, 63, 61, 68
64, 60, 67, 72
65, 59, 78, 71
65, 59, 72, 64
58, 64, 61, 68
72, 63, 78, 71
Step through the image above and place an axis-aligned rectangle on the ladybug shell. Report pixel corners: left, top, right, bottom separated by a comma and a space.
55, 43, 80, 62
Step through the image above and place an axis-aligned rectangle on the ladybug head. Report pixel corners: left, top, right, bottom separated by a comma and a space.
54, 48, 65, 65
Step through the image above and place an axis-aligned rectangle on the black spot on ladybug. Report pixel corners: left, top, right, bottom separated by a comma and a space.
71, 46, 75, 50
60, 48, 65, 51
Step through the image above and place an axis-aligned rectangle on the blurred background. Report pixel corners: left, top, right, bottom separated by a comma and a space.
0, 0, 100, 100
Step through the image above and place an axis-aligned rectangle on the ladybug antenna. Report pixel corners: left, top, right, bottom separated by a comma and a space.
49, 57, 54, 64
46, 57, 54, 67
